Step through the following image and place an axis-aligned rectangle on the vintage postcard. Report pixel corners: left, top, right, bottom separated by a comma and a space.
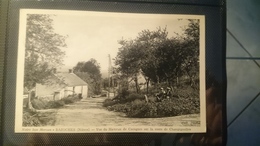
15, 9, 206, 133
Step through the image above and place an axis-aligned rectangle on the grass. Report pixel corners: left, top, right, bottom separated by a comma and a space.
23, 95, 81, 127
23, 109, 57, 127
31, 95, 81, 110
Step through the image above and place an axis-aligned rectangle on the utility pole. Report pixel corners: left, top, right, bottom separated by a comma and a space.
108, 54, 111, 98
108, 54, 115, 98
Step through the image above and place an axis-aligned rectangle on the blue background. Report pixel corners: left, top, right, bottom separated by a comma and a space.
226, 0, 260, 145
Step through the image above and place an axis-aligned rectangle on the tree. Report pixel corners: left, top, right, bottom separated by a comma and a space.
182, 19, 200, 87
116, 27, 180, 93
24, 14, 67, 109
74, 59, 102, 95
154, 39, 185, 85
25, 14, 67, 90
115, 22, 200, 94
137, 27, 168, 84
102, 78, 110, 90
115, 39, 145, 93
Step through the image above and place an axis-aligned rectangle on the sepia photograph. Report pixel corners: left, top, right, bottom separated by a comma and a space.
15, 9, 206, 133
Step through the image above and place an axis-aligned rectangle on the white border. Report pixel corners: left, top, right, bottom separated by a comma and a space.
15, 9, 206, 133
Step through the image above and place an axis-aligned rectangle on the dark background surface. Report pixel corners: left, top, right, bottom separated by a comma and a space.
1, 0, 226, 145
225, 0, 260, 146
1, 0, 259, 145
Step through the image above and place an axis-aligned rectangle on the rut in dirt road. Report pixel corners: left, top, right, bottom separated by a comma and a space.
54, 97, 200, 127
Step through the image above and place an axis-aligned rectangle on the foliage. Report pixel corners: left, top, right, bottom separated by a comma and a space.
103, 87, 200, 118
46, 100, 65, 109
23, 109, 57, 127
23, 110, 42, 126
24, 14, 67, 90
31, 95, 80, 110
74, 59, 101, 75
102, 78, 110, 89
108, 21, 201, 118
116, 87, 130, 99
126, 93, 144, 101
181, 19, 200, 87
31, 98, 49, 109
103, 98, 118, 107
115, 20, 200, 93
107, 103, 131, 113
62, 95, 80, 104
115, 28, 170, 92
24, 95, 80, 126
74, 59, 102, 95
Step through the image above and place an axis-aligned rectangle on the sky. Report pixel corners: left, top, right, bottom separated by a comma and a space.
48, 10, 194, 74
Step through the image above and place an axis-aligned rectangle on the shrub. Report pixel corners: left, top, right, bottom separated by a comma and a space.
117, 87, 130, 99
31, 99, 48, 109
113, 93, 145, 104
62, 96, 80, 104
103, 98, 117, 107
103, 84, 201, 118
37, 111, 56, 126
125, 93, 144, 103
23, 110, 41, 126
110, 103, 130, 112
23, 109, 57, 126
23, 95, 81, 126
46, 100, 65, 109
62, 98, 74, 104
104, 92, 200, 118
31, 95, 81, 110
127, 102, 158, 118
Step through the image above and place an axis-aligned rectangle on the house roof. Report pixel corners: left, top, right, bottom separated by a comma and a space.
56, 73, 88, 86
36, 72, 88, 97
36, 83, 65, 97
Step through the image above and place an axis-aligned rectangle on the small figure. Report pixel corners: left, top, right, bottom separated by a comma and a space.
156, 87, 166, 102
144, 94, 149, 103
166, 87, 173, 99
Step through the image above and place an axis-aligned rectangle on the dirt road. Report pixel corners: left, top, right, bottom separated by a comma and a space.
54, 97, 200, 127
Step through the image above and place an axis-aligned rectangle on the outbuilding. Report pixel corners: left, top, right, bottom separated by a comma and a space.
35, 71, 88, 101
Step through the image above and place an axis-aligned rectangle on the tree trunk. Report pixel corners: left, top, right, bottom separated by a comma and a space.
176, 71, 180, 86
134, 75, 140, 93
27, 91, 35, 111
156, 75, 160, 84
146, 79, 150, 94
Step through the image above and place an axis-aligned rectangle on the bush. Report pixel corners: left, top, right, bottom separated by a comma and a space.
103, 98, 117, 107
46, 100, 65, 109
127, 97, 199, 118
104, 91, 200, 118
125, 93, 144, 102
31, 99, 48, 109
62, 96, 80, 104
109, 103, 130, 113
113, 93, 145, 104
24, 95, 81, 127
62, 98, 74, 104
30, 95, 81, 110
117, 87, 130, 99
23, 109, 57, 126
103, 83, 200, 118
127, 101, 157, 118
23, 110, 41, 126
